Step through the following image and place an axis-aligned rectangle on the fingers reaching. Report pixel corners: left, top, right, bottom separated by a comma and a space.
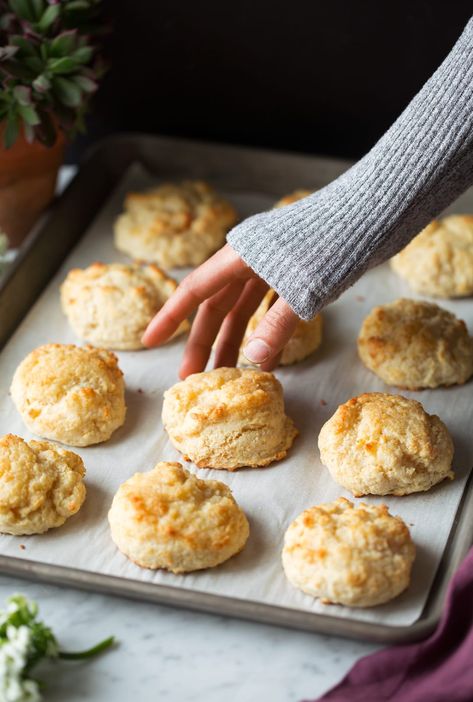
242, 297, 299, 371
179, 280, 247, 379
142, 244, 251, 347
213, 278, 269, 369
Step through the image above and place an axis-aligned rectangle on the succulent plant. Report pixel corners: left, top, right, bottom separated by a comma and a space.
0, 0, 105, 148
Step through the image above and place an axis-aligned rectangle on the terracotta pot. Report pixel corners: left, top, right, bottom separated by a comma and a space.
0, 124, 65, 248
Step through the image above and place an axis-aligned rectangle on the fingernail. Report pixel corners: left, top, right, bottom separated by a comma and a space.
243, 339, 271, 364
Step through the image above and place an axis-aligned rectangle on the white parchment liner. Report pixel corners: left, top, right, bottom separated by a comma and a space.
0, 163, 472, 628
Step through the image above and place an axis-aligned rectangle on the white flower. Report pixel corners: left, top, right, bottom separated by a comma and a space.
0, 625, 41, 702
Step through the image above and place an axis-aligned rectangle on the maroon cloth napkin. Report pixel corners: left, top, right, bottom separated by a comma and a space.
312, 546, 473, 702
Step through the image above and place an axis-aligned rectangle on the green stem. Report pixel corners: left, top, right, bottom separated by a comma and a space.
58, 635, 115, 660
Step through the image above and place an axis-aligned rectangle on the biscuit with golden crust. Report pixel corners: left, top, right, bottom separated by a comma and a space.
10, 344, 126, 447
318, 392, 453, 496
391, 215, 473, 297
282, 497, 415, 607
114, 180, 237, 268
108, 462, 249, 572
358, 298, 473, 389
162, 367, 298, 470
0, 434, 86, 535
61, 261, 189, 350
238, 290, 322, 366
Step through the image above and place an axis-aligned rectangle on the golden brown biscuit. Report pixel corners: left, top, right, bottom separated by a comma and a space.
114, 180, 237, 268
358, 298, 473, 389
237, 290, 323, 366
282, 497, 415, 607
162, 367, 298, 470
274, 190, 312, 208
108, 462, 249, 572
61, 261, 189, 350
10, 344, 126, 447
0, 434, 86, 535
391, 215, 473, 297
318, 393, 454, 496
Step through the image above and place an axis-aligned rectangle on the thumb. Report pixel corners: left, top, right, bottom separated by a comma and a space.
243, 297, 299, 369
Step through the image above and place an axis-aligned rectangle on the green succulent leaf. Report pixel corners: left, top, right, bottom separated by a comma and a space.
64, 1, 93, 11
48, 56, 77, 73
71, 45, 93, 64
8, 0, 35, 22
36, 107, 57, 146
49, 30, 77, 57
37, 2, 60, 33
71, 73, 96, 92
53, 75, 82, 106
0, 45, 19, 60
18, 103, 40, 125
32, 72, 50, 92
9, 35, 38, 55
13, 84, 32, 106
29, 0, 45, 21
23, 55, 44, 73
4, 111, 20, 148
22, 118, 35, 142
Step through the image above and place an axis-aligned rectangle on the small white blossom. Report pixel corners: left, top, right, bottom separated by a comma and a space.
0, 625, 41, 702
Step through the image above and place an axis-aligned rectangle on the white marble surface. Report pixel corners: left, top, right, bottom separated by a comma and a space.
0, 165, 379, 700
0, 574, 378, 701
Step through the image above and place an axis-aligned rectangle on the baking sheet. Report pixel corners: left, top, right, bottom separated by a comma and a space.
0, 162, 472, 628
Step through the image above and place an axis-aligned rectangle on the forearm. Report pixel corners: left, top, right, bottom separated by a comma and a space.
227, 17, 473, 320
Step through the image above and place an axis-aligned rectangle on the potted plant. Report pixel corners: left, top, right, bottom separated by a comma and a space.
0, 0, 105, 247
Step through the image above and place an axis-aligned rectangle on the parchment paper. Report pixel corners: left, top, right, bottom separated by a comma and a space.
0, 163, 472, 628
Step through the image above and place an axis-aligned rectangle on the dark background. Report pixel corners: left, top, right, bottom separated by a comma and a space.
68, 1, 473, 163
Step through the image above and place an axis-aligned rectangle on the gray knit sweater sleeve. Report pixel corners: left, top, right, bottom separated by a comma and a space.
227, 17, 473, 321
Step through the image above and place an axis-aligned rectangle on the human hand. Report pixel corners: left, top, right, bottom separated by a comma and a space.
142, 243, 299, 378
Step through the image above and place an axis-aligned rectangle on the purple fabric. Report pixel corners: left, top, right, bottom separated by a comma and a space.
312, 546, 473, 702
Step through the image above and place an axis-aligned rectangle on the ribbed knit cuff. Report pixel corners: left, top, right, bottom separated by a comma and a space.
227, 16, 473, 321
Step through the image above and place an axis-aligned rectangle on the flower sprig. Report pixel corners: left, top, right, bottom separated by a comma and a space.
0, 594, 115, 702
0, 0, 106, 148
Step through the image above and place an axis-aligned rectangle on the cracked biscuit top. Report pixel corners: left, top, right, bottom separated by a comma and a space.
162, 367, 298, 470
10, 344, 126, 447
318, 392, 454, 496
114, 180, 238, 268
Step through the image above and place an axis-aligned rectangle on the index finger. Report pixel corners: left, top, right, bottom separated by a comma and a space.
142, 244, 251, 347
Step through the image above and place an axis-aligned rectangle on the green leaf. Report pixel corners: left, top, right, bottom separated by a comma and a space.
53, 76, 82, 106
36, 3, 60, 33
72, 45, 93, 64
10, 35, 38, 55
29, 0, 45, 21
18, 104, 40, 125
24, 55, 44, 73
59, 636, 115, 660
64, 0, 91, 11
22, 119, 35, 143
36, 108, 57, 146
8, 0, 35, 22
71, 74, 96, 92
48, 56, 77, 73
32, 73, 51, 92
49, 30, 77, 57
13, 85, 32, 106
4, 112, 19, 148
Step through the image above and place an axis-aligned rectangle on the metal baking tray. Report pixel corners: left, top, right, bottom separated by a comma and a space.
1, 134, 472, 643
